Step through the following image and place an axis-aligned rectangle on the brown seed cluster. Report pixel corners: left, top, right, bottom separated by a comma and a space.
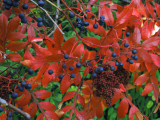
90, 65, 129, 106
0, 76, 18, 102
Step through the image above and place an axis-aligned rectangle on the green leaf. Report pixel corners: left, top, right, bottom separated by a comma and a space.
147, 101, 153, 108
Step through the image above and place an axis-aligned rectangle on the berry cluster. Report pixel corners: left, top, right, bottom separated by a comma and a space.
37, 17, 43, 27
19, 13, 27, 23
16, 81, 32, 92
76, 17, 89, 31
90, 64, 129, 106
3, 0, 19, 10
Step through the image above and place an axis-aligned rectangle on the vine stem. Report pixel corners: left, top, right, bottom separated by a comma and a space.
0, 98, 31, 120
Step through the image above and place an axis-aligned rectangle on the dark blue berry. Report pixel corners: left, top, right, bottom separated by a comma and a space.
6, 0, 12, 5
76, 63, 81, 68
127, 58, 130, 62
19, 13, 25, 19
85, 9, 90, 12
112, 52, 116, 57
88, 62, 91, 66
19, 86, 24, 92
78, 20, 82, 24
13, 1, 19, 7
93, 24, 98, 29
28, 68, 33, 75
126, 32, 130, 37
16, 84, 19, 89
64, 54, 69, 59
134, 55, 138, 60
132, 50, 137, 54
119, 62, 123, 66
18, 107, 22, 110
77, 24, 81, 28
62, 64, 67, 68
38, 0, 45, 7
83, 22, 89, 26
0, 107, 3, 112
99, 20, 104, 26
37, 22, 43, 27
22, 3, 28, 9
129, 59, 134, 64
25, 84, 32, 89
110, 66, 115, 71
124, 43, 129, 47
92, 73, 97, 78
100, 15, 105, 20
98, 67, 103, 72
5, 4, 11, 10
94, 68, 99, 73
131, 55, 135, 59
3, 0, 7, 4
21, 81, 26, 87
37, 17, 43, 22
69, 12, 74, 18
11, 92, 18, 99
48, 69, 53, 75
58, 74, 64, 79
6, 117, 11, 120
80, 26, 85, 31
76, 17, 80, 22
21, 18, 27, 23
115, 62, 119, 66
69, 66, 74, 71
70, 73, 75, 78
109, 25, 113, 28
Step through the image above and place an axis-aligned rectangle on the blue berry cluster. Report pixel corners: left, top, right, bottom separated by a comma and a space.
76, 17, 89, 31
99, 15, 105, 26
3, 0, 19, 10
16, 81, 32, 92
37, 17, 43, 27
126, 49, 138, 64
19, 13, 27, 23
92, 66, 104, 78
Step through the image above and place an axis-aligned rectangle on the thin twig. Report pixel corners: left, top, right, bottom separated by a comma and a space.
0, 98, 31, 120
30, 0, 65, 35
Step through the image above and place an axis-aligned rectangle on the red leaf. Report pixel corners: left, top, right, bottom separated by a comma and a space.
61, 105, 72, 113
146, 1, 156, 19
54, 25, 64, 49
34, 90, 52, 99
141, 83, 153, 96
16, 90, 31, 106
28, 101, 37, 118
129, 105, 139, 120
96, 102, 103, 118
73, 73, 81, 85
0, 14, 8, 40
39, 102, 56, 111
81, 48, 89, 63
7, 16, 20, 33
135, 73, 149, 86
60, 74, 71, 94
61, 91, 76, 102
133, 27, 141, 44
44, 54, 63, 62
111, 89, 124, 105
101, 5, 114, 26
150, 53, 160, 67
36, 113, 43, 120
62, 37, 76, 54
141, 20, 150, 40
142, 37, 160, 50
45, 111, 59, 120
72, 43, 84, 58
82, 37, 101, 48
28, 26, 36, 39
115, 6, 133, 25
151, 76, 159, 103
155, 3, 160, 18
7, 53, 22, 61
78, 94, 85, 107
6, 41, 27, 51
6, 32, 26, 41
83, 67, 89, 76
117, 98, 129, 118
